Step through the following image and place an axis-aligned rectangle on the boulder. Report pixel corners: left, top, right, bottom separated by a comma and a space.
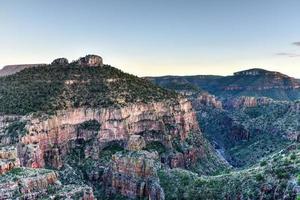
127, 135, 146, 151
51, 58, 69, 65
76, 55, 104, 67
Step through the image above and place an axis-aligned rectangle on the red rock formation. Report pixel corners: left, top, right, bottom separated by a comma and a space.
0, 168, 95, 199
0, 146, 20, 174
75, 55, 104, 67
106, 151, 165, 200
0, 170, 58, 199
127, 135, 146, 151
18, 98, 199, 169
193, 93, 223, 109
223, 96, 274, 109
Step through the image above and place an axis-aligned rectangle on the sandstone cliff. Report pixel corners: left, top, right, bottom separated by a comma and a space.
18, 98, 198, 168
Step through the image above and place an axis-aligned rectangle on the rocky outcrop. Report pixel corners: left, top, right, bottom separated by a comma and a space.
105, 151, 165, 200
51, 57, 69, 65
75, 55, 104, 67
222, 96, 274, 109
127, 135, 146, 151
193, 93, 222, 109
0, 169, 58, 199
0, 54, 104, 77
166, 147, 204, 169
0, 167, 95, 199
0, 146, 20, 174
52, 185, 95, 200
18, 98, 199, 169
0, 115, 23, 145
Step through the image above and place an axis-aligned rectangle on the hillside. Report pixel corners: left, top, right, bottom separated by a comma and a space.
0, 56, 177, 115
159, 143, 300, 200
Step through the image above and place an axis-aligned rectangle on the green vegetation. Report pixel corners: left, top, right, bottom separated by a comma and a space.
195, 101, 295, 167
260, 160, 267, 167
4, 121, 28, 141
0, 64, 177, 115
99, 143, 124, 163
159, 144, 300, 200
78, 120, 101, 131
143, 141, 166, 155
227, 133, 291, 167
0, 167, 54, 183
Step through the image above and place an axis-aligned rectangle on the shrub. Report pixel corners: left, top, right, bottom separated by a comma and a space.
260, 161, 267, 167
275, 168, 290, 179
255, 174, 264, 182
78, 120, 101, 131
5, 121, 27, 138
290, 153, 296, 160
144, 141, 166, 155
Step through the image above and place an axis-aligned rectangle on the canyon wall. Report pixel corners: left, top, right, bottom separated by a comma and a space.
18, 98, 199, 169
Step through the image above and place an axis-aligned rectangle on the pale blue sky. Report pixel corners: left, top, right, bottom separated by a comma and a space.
1, 0, 300, 77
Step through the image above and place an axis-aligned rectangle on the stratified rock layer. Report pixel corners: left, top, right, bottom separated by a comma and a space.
105, 151, 165, 200
18, 98, 198, 169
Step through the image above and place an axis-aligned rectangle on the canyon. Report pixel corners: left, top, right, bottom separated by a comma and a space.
0, 57, 299, 199
0, 55, 227, 199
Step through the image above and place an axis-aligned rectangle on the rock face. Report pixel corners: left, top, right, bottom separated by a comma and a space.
51, 57, 69, 65
0, 169, 58, 199
10, 97, 211, 199
18, 98, 199, 169
0, 64, 46, 77
222, 96, 274, 109
105, 151, 165, 200
127, 135, 146, 151
0, 54, 104, 77
0, 168, 95, 199
75, 55, 104, 67
0, 115, 22, 145
193, 93, 222, 109
0, 146, 20, 174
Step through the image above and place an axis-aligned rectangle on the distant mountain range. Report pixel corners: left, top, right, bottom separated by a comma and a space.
148, 68, 300, 169
147, 68, 300, 101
